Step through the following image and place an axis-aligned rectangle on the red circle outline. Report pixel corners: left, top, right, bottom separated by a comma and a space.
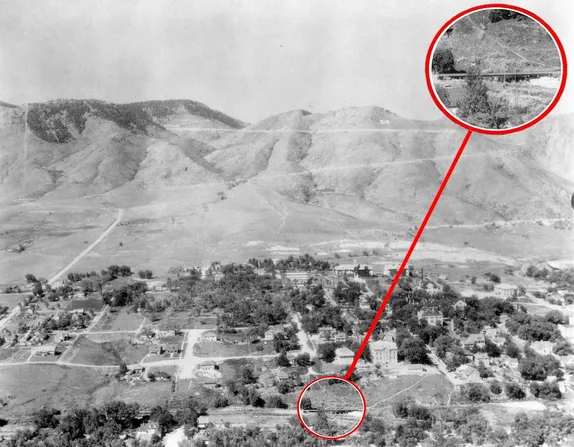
425, 3, 568, 135
296, 375, 367, 441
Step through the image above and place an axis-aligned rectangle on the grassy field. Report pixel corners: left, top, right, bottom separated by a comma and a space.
67, 335, 148, 365
90, 380, 173, 408
363, 374, 453, 413
193, 341, 274, 357
91, 308, 145, 332
0, 201, 118, 284
0, 365, 110, 417
0, 293, 28, 309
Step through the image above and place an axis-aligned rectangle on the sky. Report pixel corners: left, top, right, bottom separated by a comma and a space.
0, 0, 572, 123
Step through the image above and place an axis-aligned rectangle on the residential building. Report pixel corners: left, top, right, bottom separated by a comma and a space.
149, 344, 162, 355
417, 307, 444, 326
334, 264, 356, 278
35, 345, 59, 356
354, 264, 372, 278
214, 272, 224, 282
135, 422, 160, 442
370, 339, 398, 366
335, 347, 355, 365
201, 330, 218, 342
531, 341, 553, 356
461, 333, 486, 350
263, 327, 284, 342
493, 283, 519, 299
162, 344, 180, 355
285, 271, 311, 285
473, 352, 490, 367
333, 332, 347, 343
453, 300, 467, 311
198, 361, 219, 372
558, 323, 574, 342
318, 326, 334, 341
276, 370, 290, 382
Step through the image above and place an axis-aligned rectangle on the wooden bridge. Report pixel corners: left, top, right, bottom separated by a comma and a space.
435, 70, 561, 82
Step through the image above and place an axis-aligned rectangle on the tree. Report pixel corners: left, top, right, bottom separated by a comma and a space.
553, 340, 574, 356
489, 381, 502, 395
300, 396, 313, 410
33, 407, 60, 429
32, 282, 43, 297
240, 365, 257, 385
505, 382, 526, 400
25, 273, 37, 283
276, 351, 291, 368
265, 395, 287, 409
485, 338, 501, 357
294, 352, 312, 367
318, 343, 337, 363
398, 338, 431, 364
432, 48, 456, 73
530, 382, 561, 400
277, 381, 292, 395
466, 384, 490, 403
457, 64, 508, 129
545, 310, 567, 325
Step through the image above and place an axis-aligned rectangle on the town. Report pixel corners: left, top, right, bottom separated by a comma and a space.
1, 253, 573, 446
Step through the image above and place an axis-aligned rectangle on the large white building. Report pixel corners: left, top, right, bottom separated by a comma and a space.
370, 334, 398, 366
493, 283, 518, 299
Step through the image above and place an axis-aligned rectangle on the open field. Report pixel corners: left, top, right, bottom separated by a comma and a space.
363, 373, 454, 412
0, 293, 29, 309
66, 335, 148, 366
90, 380, 173, 408
0, 365, 110, 417
0, 201, 118, 284
91, 308, 145, 332
193, 340, 275, 357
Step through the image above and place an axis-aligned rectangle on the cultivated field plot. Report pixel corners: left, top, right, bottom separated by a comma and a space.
0, 365, 110, 416
91, 308, 145, 332
65, 335, 148, 365
193, 340, 274, 357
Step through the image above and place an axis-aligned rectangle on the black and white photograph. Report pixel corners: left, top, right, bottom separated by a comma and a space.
0, 1, 573, 446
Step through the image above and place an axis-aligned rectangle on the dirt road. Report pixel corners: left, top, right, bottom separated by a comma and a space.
48, 208, 124, 284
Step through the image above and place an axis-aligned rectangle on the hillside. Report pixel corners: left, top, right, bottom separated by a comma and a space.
0, 99, 572, 282
437, 11, 561, 73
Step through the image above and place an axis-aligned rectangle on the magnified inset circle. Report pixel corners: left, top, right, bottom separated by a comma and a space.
296, 376, 366, 441
426, 4, 567, 135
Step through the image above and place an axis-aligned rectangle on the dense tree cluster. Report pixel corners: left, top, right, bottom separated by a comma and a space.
506, 311, 560, 342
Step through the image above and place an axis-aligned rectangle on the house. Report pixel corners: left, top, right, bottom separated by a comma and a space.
149, 344, 163, 355
531, 341, 553, 356
154, 322, 180, 338
214, 272, 225, 282
263, 327, 284, 342
35, 345, 59, 356
453, 300, 467, 311
276, 370, 290, 382
425, 283, 443, 295
335, 347, 355, 365
354, 264, 372, 278
162, 343, 180, 355
558, 324, 574, 342
253, 268, 267, 277
285, 271, 311, 285
318, 326, 334, 341
198, 361, 219, 372
473, 352, 490, 367
505, 358, 519, 370
461, 333, 486, 350
202, 379, 222, 390
493, 283, 519, 299
201, 330, 218, 342
356, 359, 374, 373
370, 339, 398, 366
54, 332, 71, 343
135, 422, 160, 442
455, 364, 481, 383
333, 332, 347, 343
334, 264, 356, 278
417, 307, 444, 326
406, 364, 427, 374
